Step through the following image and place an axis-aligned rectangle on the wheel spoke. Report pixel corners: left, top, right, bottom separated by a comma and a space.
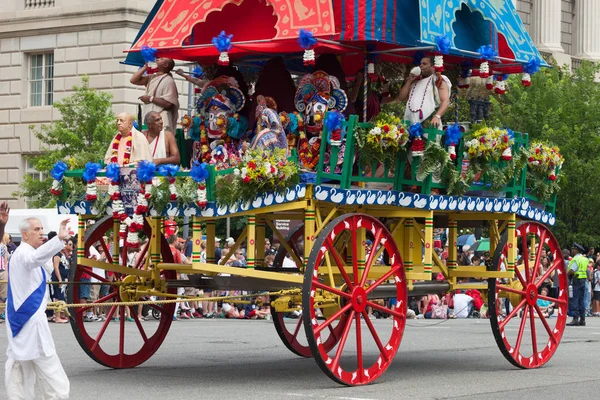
513, 305, 529, 356
149, 304, 166, 314
521, 235, 531, 283
499, 298, 527, 330
100, 239, 113, 265
84, 269, 111, 283
130, 306, 149, 342
366, 300, 405, 320
514, 266, 528, 287
496, 285, 526, 297
325, 237, 354, 291
76, 291, 117, 314
331, 310, 356, 372
361, 310, 389, 362
351, 217, 358, 285
289, 317, 304, 346
538, 293, 566, 305
533, 303, 558, 344
312, 281, 352, 300
531, 231, 546, 282
360, 227, 383, 288
529, 305, 539, 365
355, 313, 363, 382
135, 241, 150, 270
314, 303, 353, 335
365, 265, 402, 295
91, 305, 117, 352
119, 307, 125, 368
536, 259, 562, 289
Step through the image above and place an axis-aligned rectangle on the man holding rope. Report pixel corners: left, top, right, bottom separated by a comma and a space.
4, 206, 71, 399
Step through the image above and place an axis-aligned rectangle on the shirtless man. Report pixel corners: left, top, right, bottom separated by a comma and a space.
143, 111, 180, 166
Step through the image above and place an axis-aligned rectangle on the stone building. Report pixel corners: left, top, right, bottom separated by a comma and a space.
0, 0, 598, 208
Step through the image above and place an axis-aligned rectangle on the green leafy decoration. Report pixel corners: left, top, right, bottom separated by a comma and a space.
149, 178, 171, 214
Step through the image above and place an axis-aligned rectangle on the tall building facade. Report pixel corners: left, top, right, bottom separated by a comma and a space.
0, 0, 597, 208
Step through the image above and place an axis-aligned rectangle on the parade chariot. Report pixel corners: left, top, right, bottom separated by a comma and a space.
51, 0, 568, 386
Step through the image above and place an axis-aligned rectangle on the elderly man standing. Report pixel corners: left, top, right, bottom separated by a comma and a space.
143, 111, 180, 166
104, 113, 152, 166
131, 57, 180, 133
5, 212, 71, 399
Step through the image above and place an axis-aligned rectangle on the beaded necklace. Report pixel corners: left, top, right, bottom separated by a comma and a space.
407, 76, 433, 120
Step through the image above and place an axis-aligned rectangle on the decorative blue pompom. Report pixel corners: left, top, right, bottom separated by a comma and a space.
478, 45, 497, 61
325, 110, 344, 132
137, 160, 157, 183
523, 57, 541, 74
191, 66, 204, 78
141, 46, 157, 63
105, 163, 120, 183
445, 124, 462, 146
158, 164, 179, 178
190, 161, 209, 182
435, 35, 451, 54
297, 29, 317, 50
83, 162, 101, 182
505, 128, 515, 140
409, 123, 423, 139
50, 161, 68, 181
212, 31, 233, 52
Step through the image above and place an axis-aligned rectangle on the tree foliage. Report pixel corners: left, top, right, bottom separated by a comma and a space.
491, 61, 600, 248
14, 76, 115, 208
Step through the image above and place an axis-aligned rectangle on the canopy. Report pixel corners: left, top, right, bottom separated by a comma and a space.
124, 0, 547, 70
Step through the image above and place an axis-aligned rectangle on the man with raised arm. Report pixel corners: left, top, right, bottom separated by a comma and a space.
398, 56, 451, 128
131, 58, 180, 133
5, 215, 72, 399
143, 111, 180, 166
104, 113, 152, 166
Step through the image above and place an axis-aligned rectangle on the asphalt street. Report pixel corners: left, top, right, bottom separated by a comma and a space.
0, 316, 598, 400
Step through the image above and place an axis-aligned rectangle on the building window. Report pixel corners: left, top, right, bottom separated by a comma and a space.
24, 159, 48, 209
25, 0, 55, 9
29, 53, 54, 107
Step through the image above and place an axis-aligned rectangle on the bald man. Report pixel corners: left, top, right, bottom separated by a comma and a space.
104, 113, 152, 165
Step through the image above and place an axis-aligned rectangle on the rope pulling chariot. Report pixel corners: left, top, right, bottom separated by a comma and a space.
36, 0, 568, 386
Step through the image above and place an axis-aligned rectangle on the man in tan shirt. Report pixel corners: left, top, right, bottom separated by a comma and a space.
131, 58, 180, 133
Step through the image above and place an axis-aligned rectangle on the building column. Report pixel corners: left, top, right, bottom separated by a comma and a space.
530, 0, 564, 54
574, 0, 600, 60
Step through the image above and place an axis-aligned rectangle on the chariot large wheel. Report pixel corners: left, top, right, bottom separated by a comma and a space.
271, 224, 348, 358
303, 214, 407, 386
488, 221, 568, 369
68, 216, 176, 368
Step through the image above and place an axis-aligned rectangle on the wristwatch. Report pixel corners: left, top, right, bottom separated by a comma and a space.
149, 96, 154, 103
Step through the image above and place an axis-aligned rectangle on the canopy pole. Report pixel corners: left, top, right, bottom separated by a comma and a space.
363, 56, 368, 123
368, 46, 435, 55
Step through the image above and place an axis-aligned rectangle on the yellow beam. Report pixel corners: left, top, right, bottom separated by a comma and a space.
404, 219, 414, 273
158, 262, 304, 284
406, 273, 434, 281
79, 257, 151, 278
449, 270, 515, 279
205, 220, 216, 264
247, 215, 256, 268
507, 214, 517, 273
448, 213, 514, 221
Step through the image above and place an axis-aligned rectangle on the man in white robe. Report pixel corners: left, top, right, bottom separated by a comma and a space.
5, 216, 71, 400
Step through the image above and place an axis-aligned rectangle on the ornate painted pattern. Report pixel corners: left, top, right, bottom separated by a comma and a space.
419, 0, 544, 64
58, 184, 555, 226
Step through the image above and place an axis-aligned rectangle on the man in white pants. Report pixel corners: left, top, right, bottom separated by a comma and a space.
5, 215, 71, 399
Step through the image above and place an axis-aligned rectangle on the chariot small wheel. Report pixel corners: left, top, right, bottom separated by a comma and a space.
488, 221, 568, 369
303, 214, 407, 386
68, 216, 176, 369
271, 224, 348, 357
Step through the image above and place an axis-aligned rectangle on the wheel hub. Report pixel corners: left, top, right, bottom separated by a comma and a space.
525, 283, 538, 306
351, 286, 368, 313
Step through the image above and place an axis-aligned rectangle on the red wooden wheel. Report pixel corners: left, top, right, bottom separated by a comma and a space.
488, 221, 568, 369
271, 224, 348, 358
303, 214, 407, 386
68, 216, 176, 368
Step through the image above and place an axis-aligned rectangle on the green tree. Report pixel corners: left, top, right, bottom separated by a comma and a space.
491, 61, 600, 247
14, 76, 115, 208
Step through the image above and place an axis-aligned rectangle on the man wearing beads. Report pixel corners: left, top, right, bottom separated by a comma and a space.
398, 56, 451, 128
104, 113, 152, 166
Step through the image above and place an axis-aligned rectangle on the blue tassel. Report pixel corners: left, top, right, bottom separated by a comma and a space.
136, 160, 157, 183
435, 35, 451, 54
445, 124, 462, 146
477, 45, 497, 61
50, 161, 68, 181
325, 111, 344, 132
83, 162, 101, 182
191, 66, 204, 78
212, 31, 233, 52
158, 164, 179, 178
297, 29, 317, 50
190, 161, 209, 182
105, 163, 120, 183
141, 46, 157, 63
523, 57, 541, 74
409, 123, 423, 139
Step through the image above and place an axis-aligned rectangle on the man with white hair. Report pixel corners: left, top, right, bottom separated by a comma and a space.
5, 215, 71, 399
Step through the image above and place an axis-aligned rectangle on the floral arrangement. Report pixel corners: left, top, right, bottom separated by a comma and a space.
527, 142, 564, 181
354, 112, 409, 167
158, 164, 179, 201
464, 127, 514, 161
127, 161, 156, 249
215, 148, 299, 206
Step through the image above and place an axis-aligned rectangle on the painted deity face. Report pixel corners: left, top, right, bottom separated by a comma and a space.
304, 93, 329, 134
206, 105, 230, 140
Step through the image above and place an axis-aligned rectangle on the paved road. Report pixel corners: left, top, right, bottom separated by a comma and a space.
0, 317, 598, 400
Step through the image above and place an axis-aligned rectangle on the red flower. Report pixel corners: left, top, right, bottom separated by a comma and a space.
242, 176, 251, 184
535, 148, 540, 154
383, 125, 390, 133
248, 161, 257, 170
270, 166, 276, 174
549, 175, 556, 181
479, 137, 486, 143
503, 136, 509, 142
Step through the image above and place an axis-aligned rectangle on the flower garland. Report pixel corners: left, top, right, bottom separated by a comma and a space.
158, 164, 180, 201
110, 131, 132, 165
190, 161, 209, 208
527, 142, 564, 181
409, 123, 426, 157
105, 163, 126, 223
127, 161, 156, 249
50, 161, 68, 196
83, 162, 101, 201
